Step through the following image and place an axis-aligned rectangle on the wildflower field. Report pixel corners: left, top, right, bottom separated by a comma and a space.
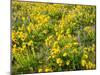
12, 0, 96, 74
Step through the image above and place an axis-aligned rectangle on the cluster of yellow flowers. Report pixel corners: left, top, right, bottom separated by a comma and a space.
12, 0, 96, 74
81, 44, 96, 69
38, 67, 53, 73
56, 58, 63, 66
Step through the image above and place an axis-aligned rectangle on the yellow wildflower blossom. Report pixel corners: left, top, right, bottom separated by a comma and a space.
81, 59, 86, 67
12, 44, 17, 53
88, 61, 93, 69
57, 35, 61, 40
66, 60, 70, 66
63, 52, 67, 57
45, 68, 52, 72
68, 34, 72, 38
73, 42, 78, 46
22, 44, 26, 49
22, 17, 25, 21
82, 54, 88, 59
28, 40, 33, 46
56, 58, 63, 65
92, 47, 95, 52
38, 68, 43, 73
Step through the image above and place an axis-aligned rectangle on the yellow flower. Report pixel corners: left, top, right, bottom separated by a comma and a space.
73, 42, 78, 46
92, 64, 96, 69
73, 37, 77, 41
88, 61, 93, 69
12, 44, 17, 53
13, 44, 16, 48
51, 48, 60, 54
63, 52, 67, 57
92, 47, 95, 52
27, 26, 31, 33
68, 34, 72, 38
57, 35, 61, 40
86, 62, 96, 69
18, 31, 27, 41
28, 40, 33, 46
45, 68, 52, 72
22, 17, 25, 21
22, 44, 26, 49
81, 59, 86, 67
82, 54, 88, 59
83, 47, 88, 53
38, 68, 43, 73
86, 64, 89, 69
45, 68, 49, 72
12, 31, 16, 41
84, 47, 87, 50
66, 60, 70, 65
56, 58, 63, 64
51, 55, 56, 58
